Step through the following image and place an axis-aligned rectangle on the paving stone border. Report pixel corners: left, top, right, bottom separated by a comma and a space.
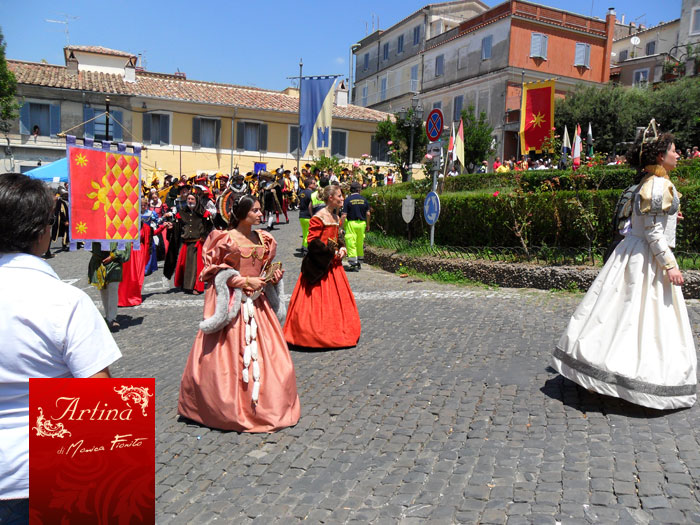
364, 246, 700, 299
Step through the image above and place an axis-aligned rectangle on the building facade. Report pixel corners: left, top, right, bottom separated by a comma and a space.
353, 1, 616, 162
5, 46, 390, 181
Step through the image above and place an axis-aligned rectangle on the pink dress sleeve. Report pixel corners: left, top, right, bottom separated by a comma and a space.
198, 230, 245, 288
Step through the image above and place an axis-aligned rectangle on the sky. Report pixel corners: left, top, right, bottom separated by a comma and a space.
1, 0, 679, 91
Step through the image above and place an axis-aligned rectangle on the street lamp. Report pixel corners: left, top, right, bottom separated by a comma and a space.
398, 94, 423, 182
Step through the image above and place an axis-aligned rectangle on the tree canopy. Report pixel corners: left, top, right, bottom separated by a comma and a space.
0, 28, 20, 136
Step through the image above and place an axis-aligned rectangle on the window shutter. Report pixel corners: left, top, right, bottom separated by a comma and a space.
290, 126, 299, 153
160, 114, 170, 145
83, 106, 95, 139
236, 121, 245, 150
19, 104, 30, 135
214, 119, 222, 148
585, 44, 591, 68
192, 117, 201, 148
142, 114, 151, 144
259, 124, 268, 153
49, 104, 61, 137
575, 43, 585, 66
530, 34, 540, 57
111, 110, 123, 142
542, 35, 548, 59
371, 136, 379, 159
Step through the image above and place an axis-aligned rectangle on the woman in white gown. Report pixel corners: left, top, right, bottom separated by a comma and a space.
553, 127, 697, 409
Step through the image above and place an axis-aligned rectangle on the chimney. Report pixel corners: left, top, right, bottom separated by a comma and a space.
602, 7, 617, 82
66, 51, 78, 76
335, 79, 349, 107
124, 57, 136, 83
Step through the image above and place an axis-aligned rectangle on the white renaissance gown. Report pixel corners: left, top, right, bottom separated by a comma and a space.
552, 167, 697, 409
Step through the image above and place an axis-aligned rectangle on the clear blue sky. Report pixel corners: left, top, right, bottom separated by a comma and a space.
2, 0, 679, 91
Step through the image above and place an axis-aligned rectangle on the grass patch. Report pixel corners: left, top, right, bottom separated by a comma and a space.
396, 264, 499, 289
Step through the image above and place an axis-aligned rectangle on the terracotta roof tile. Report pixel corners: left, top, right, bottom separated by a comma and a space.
8, 60, 389, 122
65, 45, 136, 58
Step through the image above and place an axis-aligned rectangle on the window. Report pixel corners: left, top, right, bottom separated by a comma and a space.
481, 35, 493, 60
435, 54, 444, 77
236, 121, 267, 151
289, 125, 300, 155
453, 95, 463, 122
363, 53, 369, 70
383, 43, 389, 61
619, 49, 628, 61
633, 68, 649, 86
361, 86, 368, 106
530, 33, 548, 59
397, 35, 404, 54
458, 46, 469, 69
370, 135, 389, 162
432, 101, 442, 110
478, 90, 490, 118
413, 26, 421, 45
20, 102, 60, 137
142, 113, 170, 145
380, 77, 387, 101
574, 42, 591, 68
691, 7, 700, 35
331, 130, 347, 157
82, 106, 122, 142
193, 117, 221, 148
645, 41, 656, 55
410, 65, 419, 91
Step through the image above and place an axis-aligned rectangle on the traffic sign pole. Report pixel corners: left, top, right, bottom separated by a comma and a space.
424, 109, 444, 247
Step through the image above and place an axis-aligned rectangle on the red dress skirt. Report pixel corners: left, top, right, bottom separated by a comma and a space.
283, 216, 361, 348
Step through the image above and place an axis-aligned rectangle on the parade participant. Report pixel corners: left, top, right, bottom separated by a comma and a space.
311, 177, 328, 215
284, 185, 361, 349
342, 182, 370, 271
88, 241, 131, 331
261, 174, 283, 231
178, 194, 299, 432
118, 197, 155, 307
148, 188, 168, 216
298, 178, 316, 255
553, 124, 697, 409
168, 193, 212, 295
44, 189, 69, 258
275, 171, 289, 224
0, 174, 121, 522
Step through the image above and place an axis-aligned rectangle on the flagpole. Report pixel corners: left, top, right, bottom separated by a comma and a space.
296, 59, 303, 174
516, 70, 524, 162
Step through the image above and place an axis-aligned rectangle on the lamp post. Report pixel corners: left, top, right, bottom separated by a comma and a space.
398, 94, 423, 182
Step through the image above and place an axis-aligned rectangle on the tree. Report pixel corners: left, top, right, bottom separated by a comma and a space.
0, 28, 20, 136
374, 109, 428, 182
460, 105, 495, 172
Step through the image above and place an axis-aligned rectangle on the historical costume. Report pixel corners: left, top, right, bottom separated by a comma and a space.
168, 201, 212, 294
553, 129, 697, 410
342, 183, 370, 271
284, 214, 361, 348
88, 243, 131, 330
178, 226, 300, 432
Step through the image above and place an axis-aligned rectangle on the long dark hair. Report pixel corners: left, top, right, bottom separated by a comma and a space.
228, 195, 258, 229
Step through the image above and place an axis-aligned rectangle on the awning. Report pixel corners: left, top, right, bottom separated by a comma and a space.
25, 158, 68, 183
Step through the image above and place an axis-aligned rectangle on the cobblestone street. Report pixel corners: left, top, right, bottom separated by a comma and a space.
47, 213, 700, 524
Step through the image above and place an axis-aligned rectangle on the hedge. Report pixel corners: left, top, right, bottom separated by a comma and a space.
368, 184, 700, 252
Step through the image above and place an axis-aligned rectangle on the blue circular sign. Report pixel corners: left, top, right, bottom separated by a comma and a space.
425, 109, 443, 142
423, 191, 440, 226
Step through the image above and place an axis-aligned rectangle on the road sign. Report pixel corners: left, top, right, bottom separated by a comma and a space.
423, 191, 440, 226
401, 195, 415, 224
425, 109, 444, 142
426, 140, 442, 169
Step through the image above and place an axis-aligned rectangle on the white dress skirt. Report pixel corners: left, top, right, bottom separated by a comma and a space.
553, 176, 697, 409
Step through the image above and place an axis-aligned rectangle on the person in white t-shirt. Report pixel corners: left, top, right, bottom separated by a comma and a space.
0, 173, 122, 523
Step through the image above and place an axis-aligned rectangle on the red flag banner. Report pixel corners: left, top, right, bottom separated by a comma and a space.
68, 144, 141, 244
29, 378, 155, 524
519, 79, 555, 155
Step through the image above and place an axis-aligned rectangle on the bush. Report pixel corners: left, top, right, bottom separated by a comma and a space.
368, 185, 700, 251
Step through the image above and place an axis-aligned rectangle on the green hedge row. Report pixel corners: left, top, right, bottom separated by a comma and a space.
368, 185, 700, 252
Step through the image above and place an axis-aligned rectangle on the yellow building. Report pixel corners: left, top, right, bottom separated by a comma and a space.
7, 46, 391, 182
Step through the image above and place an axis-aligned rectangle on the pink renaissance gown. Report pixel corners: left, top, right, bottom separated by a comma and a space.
178, 229, 300, 432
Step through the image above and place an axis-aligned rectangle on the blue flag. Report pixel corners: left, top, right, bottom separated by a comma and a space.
299, 76, 338, 158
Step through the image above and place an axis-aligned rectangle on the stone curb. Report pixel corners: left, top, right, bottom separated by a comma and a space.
364, 245, 700, 299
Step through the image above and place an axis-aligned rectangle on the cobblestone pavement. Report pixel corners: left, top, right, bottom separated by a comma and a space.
46, 212, 700, 524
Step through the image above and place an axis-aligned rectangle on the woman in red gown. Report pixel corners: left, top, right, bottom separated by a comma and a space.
284, 184, 361, 348
178, 195, 300, 432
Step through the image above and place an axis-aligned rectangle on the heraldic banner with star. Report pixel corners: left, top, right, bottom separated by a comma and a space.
67, 137, 142, 249
519, 79, 555, 155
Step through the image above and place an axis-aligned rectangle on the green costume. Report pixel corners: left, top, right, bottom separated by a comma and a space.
88, 243, 131, 288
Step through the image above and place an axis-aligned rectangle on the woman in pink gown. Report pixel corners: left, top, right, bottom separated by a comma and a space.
178, 194, 300, 432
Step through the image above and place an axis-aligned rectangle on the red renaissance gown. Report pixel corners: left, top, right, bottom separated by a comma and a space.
283, 216, 361, 348
178, 229, 300, 432
118, 223, 152, 307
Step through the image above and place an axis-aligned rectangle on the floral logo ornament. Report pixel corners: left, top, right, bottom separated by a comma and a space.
74, 153, 88, 167
114, 385, 153, 416
75, 221, 88, 234
33, 407, 71, 438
